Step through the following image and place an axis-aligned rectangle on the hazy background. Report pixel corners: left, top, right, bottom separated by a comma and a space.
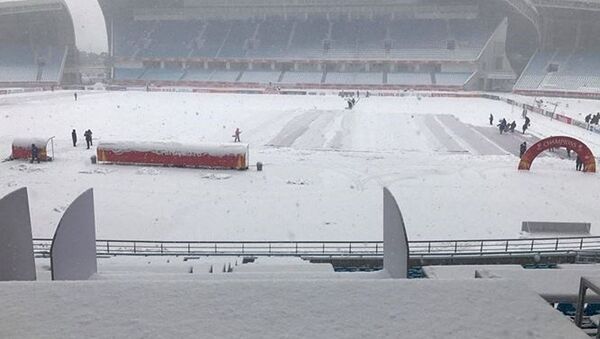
62, 0, 108, 53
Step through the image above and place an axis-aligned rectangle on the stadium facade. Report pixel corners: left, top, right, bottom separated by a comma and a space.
0, 0, 599, 96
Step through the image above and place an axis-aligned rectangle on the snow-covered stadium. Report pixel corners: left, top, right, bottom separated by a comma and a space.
3, 0, 600, 338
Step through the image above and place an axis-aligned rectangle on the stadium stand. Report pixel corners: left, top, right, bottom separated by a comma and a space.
114, 67, 145, 80
238, 71, 282, 83
0, 0, 78, 85
209, 70, 242, 82
515, 50, 600, 93
325, 72, 383, 85
101, 0, 513, 90
387, 73, 432, 86
280, 71, 323, 84
139, 67, 184, 81
435, 72, 474, 86
181, 68, 213, 81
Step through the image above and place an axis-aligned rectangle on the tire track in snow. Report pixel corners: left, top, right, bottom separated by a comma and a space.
436, 114, 506, 156
473, 126, 572, 159
293, 110, 340, 149
421, 115, 466, 153
266, 110, 323, 147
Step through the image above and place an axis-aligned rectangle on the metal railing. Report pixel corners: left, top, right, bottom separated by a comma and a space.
32, 235, 600, 258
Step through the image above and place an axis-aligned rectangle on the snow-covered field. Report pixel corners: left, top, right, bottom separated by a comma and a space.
1, 90, 600, 241
509, 93, 600, 121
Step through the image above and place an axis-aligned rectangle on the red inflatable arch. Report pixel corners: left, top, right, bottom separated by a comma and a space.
518, 136, 596, 173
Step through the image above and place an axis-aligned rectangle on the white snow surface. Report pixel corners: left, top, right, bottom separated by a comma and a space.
476, 268, 600, 303
509, 94, 600, 121
0, 279, 589, 339
1, 90, 600, 241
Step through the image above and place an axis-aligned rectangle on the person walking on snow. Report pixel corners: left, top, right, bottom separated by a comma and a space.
576, 155, 583, 171
233, 128, 241, 143
523, 116, 531, 134
519, 142, 527, 158
84, 130, 92, 149
498, 119, 507, 134
71, 129, 77, 147
489, 114, 493, 125
509, 121, 517, 133
74, 92, 78, 101
30, 144, 40, 163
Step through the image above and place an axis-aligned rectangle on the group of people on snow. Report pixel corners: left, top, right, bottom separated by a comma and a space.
490, 113, 530, 134
71, 129, 94, 149
340, 90, 368, 110
585, 113, 600, 126
495, 117, 517, 134
346, 97, 357, 110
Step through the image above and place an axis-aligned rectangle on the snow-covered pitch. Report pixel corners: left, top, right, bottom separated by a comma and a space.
1, 90, 599, 241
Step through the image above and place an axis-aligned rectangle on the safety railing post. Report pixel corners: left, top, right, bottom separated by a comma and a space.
480, 241, 484, 254
269, 243, 272, 254
349, 242, 352, 254
133, 242, 136, 254
106, 241, 110, 254
160, 243, 163, 254
322, 243, 325, 254
555, 238, 559, 251
188, 243, 191, 254
242, 243, 245, 254
580, 238, 584, 250
375, 243, 379, 254
214, 243, 217, 254
428, 242, 431, 254
454, 242, 458, 254
505, 240, 509, 252
530, 239, 534, 252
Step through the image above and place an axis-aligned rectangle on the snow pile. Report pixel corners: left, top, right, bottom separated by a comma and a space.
200, 173, 232, 180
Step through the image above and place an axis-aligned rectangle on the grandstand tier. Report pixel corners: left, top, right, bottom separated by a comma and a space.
0, 0, 79, 86
100, 0, 518, 90
512, 8, 600, 96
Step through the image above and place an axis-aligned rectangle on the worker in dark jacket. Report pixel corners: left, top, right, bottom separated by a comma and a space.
84, 130, 93, 149
71, 129, 77, 147
519, 142, 527, 158
576, 155, 584, 171
233, 128, 241, 143
30, 144, 40, 163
